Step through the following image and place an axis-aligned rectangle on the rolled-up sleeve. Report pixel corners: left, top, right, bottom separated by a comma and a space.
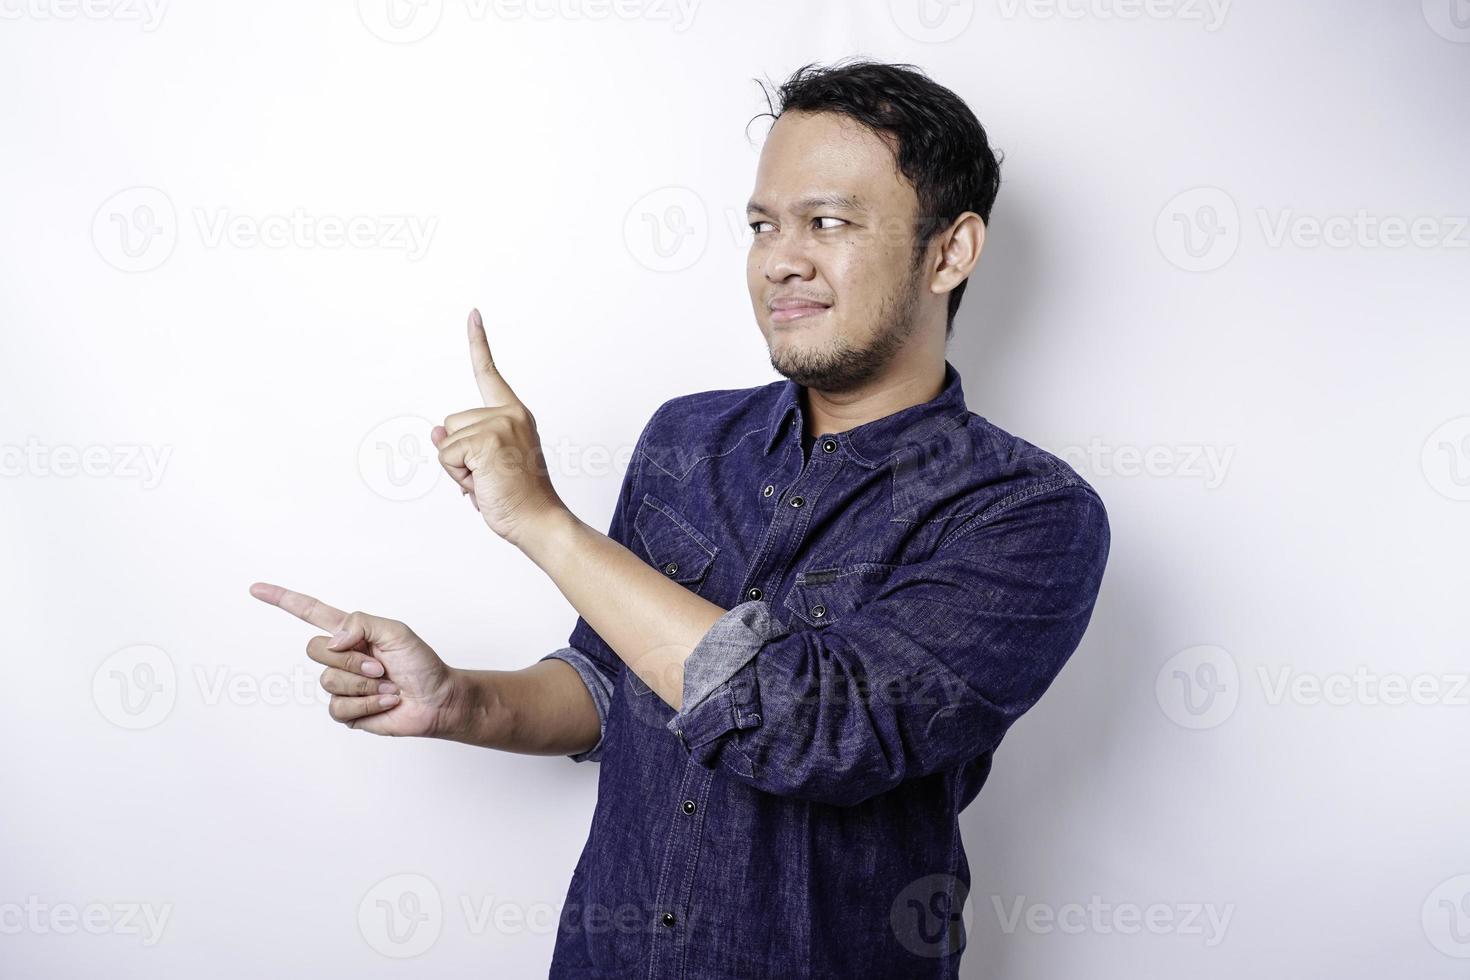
539, 640, 617, 763
665, 484, 1111, 806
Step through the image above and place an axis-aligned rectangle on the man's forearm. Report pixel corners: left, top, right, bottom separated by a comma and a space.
437, 659, 602, 755
512, 507, 728, 710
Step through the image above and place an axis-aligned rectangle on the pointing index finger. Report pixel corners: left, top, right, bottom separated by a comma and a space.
467, 307, 518, 408
249, 581, 348, 633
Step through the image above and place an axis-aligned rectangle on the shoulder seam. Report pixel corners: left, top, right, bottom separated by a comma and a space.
938, 478, 1096, 549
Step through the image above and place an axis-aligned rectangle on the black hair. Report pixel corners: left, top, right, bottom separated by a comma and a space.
751, 58, 1003, 338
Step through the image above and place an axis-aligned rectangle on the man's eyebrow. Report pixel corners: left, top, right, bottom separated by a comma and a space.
745, 193, 867, 215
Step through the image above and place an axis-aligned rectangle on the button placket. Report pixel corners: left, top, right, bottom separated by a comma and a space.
744, 459, 841, 621
647, 763, 713, 979
740, 433, 836, 622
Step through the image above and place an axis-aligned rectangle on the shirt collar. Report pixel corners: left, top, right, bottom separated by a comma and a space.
762, 360, 970, 466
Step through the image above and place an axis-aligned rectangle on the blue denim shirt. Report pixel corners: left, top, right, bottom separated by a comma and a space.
539, 360, 1110, 978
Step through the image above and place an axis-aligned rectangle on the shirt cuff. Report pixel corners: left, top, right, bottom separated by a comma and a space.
665, 600, 790, 754
539, 646, 614, 763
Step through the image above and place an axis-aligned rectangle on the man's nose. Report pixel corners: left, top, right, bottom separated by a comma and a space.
764, 232, 816, 282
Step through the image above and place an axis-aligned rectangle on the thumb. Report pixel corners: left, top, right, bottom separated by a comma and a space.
326, 611, 397, 651
327, 621, 364, 651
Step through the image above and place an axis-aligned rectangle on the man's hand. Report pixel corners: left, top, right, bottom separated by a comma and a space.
248, 582, 459, 737
430, 308, 567, 545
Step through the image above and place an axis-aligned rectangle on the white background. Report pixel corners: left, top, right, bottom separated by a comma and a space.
2, 1, 1468, 976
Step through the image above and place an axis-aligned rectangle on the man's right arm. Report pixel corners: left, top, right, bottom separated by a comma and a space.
435, 658, 602, 757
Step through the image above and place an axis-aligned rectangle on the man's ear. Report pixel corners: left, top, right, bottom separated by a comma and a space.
930, 212, 985, 297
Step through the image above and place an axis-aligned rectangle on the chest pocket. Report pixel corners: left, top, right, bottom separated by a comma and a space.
633, 494, 719, 590
782, 562, 897, 629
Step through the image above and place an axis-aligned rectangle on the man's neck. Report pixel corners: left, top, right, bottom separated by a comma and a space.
800, 358, 947, 442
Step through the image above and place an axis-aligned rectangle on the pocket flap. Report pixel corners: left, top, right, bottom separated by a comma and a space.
633, 494, 718, 587
783, 562, 895, 628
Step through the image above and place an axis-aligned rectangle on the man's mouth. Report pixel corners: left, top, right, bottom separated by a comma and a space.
769, 299, 832, 324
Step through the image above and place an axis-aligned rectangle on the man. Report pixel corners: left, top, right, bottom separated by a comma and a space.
251, 59, 1110, 978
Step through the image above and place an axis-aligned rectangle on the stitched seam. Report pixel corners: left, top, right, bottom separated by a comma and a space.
674, 772, 714, 980
640, 423, 767, 483
642, 494, 720, 558
738, 437, 799, 600
848, 407, 973, 469
646, 760, 697, 980
938, 479, 1090, 549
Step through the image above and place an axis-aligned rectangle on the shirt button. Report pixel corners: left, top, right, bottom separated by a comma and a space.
811, 604, 826, 618
661, 911, 677, 928
663, 561, 678, 576
789, 496, 804, 508
822, 439, 837, 453
747, 587, 763, 600
681, 799, 696, 815
762, 484, 774, 497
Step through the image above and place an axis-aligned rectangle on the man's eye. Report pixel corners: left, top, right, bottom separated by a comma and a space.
749, 221, 774, 234
814, 217, 846, 231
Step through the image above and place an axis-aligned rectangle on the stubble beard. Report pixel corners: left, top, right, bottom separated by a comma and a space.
767, 260, 924, 394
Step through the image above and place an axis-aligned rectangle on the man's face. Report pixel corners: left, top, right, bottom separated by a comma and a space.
746, 109, 929, 392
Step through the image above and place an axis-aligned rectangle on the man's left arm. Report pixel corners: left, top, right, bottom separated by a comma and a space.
433, 308, 731, 710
